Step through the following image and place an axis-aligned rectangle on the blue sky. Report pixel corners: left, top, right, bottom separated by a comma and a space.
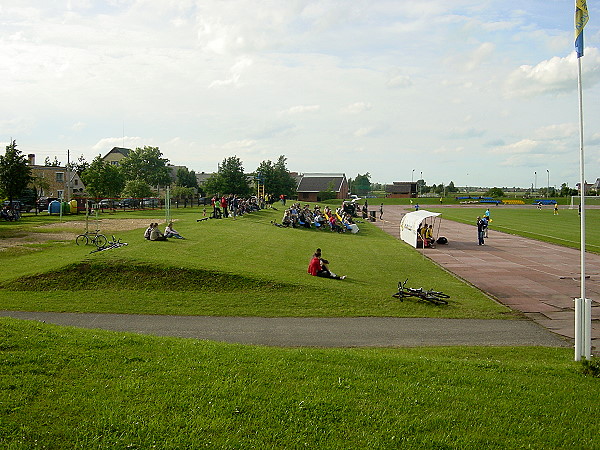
1, 1, 599, 189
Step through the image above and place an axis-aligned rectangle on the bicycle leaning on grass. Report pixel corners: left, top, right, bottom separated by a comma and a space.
89, 235, 128, 254
75, 229, 108, 247
392, 279, 450, 305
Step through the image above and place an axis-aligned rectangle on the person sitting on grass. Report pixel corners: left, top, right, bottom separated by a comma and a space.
144, 223, 153, 240
307, 248, 346, 280
149, 223, 168, 241
164, 222, 184, 239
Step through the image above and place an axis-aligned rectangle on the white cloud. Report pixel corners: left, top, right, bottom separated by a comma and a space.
505, 48, 600, 97
280, 105, 321, 115
209, 57, 253, 88
342, 102, 372, 114
465, 42, 495, 71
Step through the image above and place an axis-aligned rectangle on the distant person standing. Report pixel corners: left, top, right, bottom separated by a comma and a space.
477, 217, 485, 246
379, 203, 384, 220
484, 208, 491, 237
554, 203, 559, 215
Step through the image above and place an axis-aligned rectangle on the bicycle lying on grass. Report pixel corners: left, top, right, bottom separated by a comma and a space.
75, 229, 108, 247
89, 235, 128, 254
392, 279, 450, 305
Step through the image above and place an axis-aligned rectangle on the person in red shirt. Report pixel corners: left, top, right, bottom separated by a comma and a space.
307, 248, 346, 280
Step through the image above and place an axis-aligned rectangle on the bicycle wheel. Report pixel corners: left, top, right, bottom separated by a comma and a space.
422, 294, 448, 305
76, 234, 89, 246
392, 292, 409, 301
93, 234, 108, 247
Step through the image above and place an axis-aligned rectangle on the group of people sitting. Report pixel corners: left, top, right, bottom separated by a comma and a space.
274, 203, 359, 233
417, 222, 435, 248
144, 222, 185, 241
1, 205, 20, 221
206, 195, 261, 219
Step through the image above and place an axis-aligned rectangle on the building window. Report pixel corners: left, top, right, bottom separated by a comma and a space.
57, 190, 64, 199
56, 172, 64, 182
74, 179, 78, 186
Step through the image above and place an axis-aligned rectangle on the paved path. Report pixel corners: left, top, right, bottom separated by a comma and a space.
0, 311, 567, 348
374, 205, 599, 352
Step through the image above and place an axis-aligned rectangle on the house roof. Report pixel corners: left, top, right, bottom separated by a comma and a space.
103, 147, 131, 159
386, 181, 416, 194
297, 173, 346, 193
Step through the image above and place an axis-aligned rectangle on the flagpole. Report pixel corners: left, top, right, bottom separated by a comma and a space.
576, 55, 591, 360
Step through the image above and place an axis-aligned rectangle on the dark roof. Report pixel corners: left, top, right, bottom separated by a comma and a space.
386, 182, 416, 194
297, 175, 346, 193
104, 147, 131, 158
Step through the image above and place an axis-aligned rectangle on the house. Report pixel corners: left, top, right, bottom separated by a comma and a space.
26, 154, 86, 200
296, 173, 348, 202
385, 181, 417, 198
102, 147, 131, 166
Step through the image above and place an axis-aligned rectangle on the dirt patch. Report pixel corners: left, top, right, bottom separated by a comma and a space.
0, 218, 161, 251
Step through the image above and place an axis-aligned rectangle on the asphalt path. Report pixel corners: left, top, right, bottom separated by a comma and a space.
1, 311, 569, 348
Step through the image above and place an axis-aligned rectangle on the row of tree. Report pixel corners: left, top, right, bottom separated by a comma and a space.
0, 141, 299, 206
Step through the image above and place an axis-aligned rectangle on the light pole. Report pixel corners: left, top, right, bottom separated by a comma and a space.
411, 169, 415, 183
547, 169, 550, 198
420, 171, 423, 196
534, 171, 537, 194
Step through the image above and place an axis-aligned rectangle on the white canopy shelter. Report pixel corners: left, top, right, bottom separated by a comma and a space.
400, 210, 441, 248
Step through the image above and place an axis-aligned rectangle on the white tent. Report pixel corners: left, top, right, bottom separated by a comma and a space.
400, 210, 441, 248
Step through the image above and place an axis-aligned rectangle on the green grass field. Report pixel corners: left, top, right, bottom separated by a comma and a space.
1, 205, 598, 448
0, 207, 508, 318
2, 318, 598, 449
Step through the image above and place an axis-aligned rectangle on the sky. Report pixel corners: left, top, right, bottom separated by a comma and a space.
1, 1, 600, 189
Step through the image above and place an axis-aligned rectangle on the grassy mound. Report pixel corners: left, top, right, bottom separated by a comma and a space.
1, 260, 295, 292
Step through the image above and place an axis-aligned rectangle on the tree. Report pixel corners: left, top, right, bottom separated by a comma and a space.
205, 156, 251, 196
560, 183, 577, 197
121, 179, 153, 199
66, 154, 89, 176
350, 173, 371, 196
171, 185, 196, 207
446, 181, 458, 193
255, 155, 297, 198
175, 167, 198, 188
44, 156, 62, 167
485, 187, 504, 198
81, 156, 125, 199
119, 146, 172, 186
0, 140, 32, 205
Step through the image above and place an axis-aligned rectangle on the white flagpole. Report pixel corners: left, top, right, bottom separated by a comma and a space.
576, 55, 591, 360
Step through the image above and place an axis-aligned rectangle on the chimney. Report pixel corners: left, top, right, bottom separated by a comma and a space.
28, 154, 35, 165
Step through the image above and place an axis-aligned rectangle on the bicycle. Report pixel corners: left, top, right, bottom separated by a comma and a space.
392, 279, 450, 305
75, 229, 108, 248
89, 235, 128, 254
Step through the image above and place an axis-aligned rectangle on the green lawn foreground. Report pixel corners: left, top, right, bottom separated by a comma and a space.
0, 206, 509, 319
428, 205, 600, 253
1, 318, 598, 449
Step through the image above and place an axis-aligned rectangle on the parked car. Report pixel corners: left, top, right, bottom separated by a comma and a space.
118, 198, 139, 208
197, 197, 210, 205
142, 198, 160, 208
97, 199, 118, 209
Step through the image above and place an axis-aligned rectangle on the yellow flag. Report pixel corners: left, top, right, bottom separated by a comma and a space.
576, 0, 589, 39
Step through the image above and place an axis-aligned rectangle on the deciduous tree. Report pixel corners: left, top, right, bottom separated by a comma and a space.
81, 156, 125, 199
0, 140, 32, 205
119, 146, 172, 186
